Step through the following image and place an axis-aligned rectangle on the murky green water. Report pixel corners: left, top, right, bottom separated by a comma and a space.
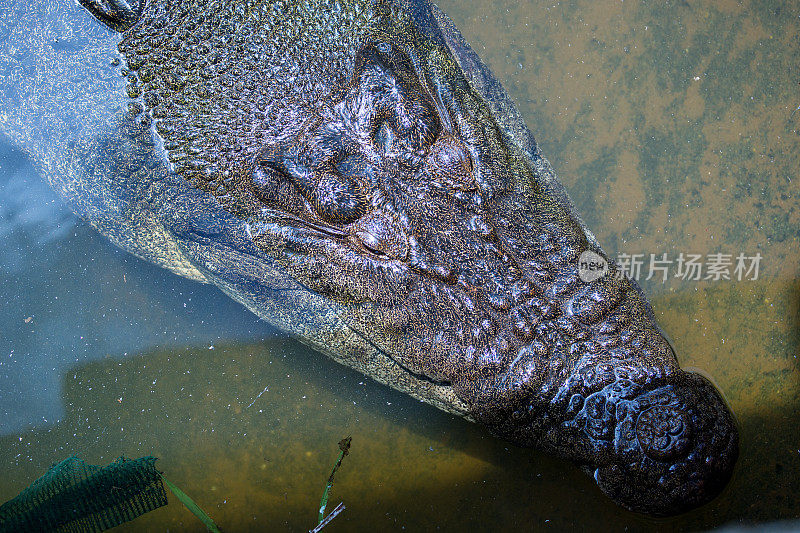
1, 0, 799, 531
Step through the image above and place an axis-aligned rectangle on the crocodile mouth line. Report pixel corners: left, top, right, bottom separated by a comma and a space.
242, 210, 367, 263
347, 317, 455, 389
243, 208, 459, 388
252, 210, 350, 240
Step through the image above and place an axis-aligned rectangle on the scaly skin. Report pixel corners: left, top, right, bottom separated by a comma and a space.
0, 0, 737, 516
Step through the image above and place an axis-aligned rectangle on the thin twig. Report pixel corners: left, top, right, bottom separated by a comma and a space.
246, 385, 269, 408
316, 437, 351, 523
309, 502, 346, 533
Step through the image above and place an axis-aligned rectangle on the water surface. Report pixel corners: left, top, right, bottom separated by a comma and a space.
1, 0, 799, 530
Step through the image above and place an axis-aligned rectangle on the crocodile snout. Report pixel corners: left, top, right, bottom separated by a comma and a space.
590, 372, 738, 516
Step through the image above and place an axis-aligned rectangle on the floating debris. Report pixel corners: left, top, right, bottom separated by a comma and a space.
313, 436, 351, 531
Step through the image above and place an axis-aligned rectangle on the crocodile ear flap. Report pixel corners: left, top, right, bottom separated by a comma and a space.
79, 0, 143, 33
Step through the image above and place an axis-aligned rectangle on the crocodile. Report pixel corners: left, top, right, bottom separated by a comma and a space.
0, 0, 738, 516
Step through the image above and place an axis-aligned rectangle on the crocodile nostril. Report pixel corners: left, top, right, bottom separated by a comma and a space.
636, 405, 693, 461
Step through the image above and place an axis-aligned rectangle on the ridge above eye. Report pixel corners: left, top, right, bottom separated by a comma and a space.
355, 44, 442, 158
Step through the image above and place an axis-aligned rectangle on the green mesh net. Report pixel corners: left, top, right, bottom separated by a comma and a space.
0, 456, 167, 533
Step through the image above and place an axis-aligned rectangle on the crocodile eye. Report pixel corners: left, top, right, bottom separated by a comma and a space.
312, 171, 365, 225
335, 153, 372, 182
374, 121, 397, 156
353, 212, 408, 260
426, 134, 475, 190
357, 230, 387, 256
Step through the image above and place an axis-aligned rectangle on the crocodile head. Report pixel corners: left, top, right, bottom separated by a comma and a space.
72, 0, 737, 515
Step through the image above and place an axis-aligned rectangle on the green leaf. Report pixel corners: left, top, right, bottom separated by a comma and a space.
161, 474, 222, 533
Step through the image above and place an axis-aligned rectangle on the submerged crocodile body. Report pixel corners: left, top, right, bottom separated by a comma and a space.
0, 0, 737, 516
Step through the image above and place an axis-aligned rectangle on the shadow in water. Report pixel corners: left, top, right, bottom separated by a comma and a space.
1, 280, 798, 531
